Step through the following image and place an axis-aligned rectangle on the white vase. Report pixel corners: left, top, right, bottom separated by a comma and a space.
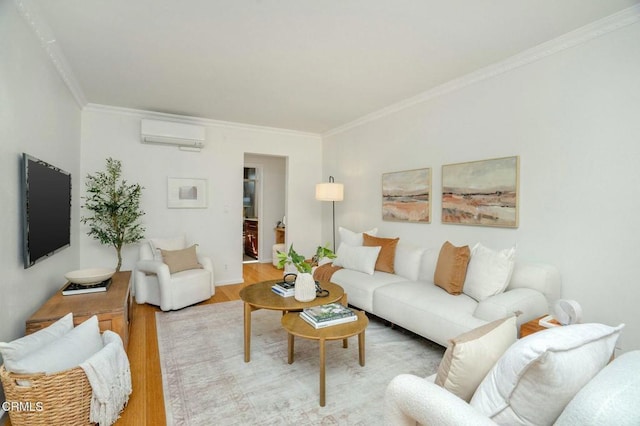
295, 272, 316, 302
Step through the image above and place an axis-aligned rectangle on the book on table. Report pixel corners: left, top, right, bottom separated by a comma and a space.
62, 278, 112, 296
301, 302, 357, 328
271, 285, 294, 297
300, 311, 357, 329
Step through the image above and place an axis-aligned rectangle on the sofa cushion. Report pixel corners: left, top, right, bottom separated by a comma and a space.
0, 313, 74, 372
470, 322, 624, 425
338, 226, 378, 246
555, 350, 640, 426
393, 243, 425, 281
8, 316, 104, 375
332, 243, 381, 275
464, 243, 515, 302
417, 248, 439, 283
435, 316, 517, 402
434, 241, 471, 295
363, 233, 399, 273
330, 268, 405, 312
150, 235, 187, 261
373, 281, 486, 347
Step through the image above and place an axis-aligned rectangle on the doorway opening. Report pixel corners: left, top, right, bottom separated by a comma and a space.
242, 154, 287, 265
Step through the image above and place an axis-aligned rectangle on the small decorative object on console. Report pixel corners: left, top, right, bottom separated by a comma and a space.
64, 268, 115, 285
554, 299, 583, 325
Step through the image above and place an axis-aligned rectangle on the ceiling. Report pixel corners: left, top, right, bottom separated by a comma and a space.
27, 0, 638, 134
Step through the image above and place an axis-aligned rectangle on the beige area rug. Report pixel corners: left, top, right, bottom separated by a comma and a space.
156, 301, 444, 425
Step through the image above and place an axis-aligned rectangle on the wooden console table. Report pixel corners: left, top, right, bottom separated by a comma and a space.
26, 271, 132, 348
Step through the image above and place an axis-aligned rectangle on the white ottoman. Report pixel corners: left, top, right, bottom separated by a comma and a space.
272, 243, 285, 268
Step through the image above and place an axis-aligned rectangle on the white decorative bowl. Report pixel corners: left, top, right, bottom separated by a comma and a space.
64, 268, 116, 285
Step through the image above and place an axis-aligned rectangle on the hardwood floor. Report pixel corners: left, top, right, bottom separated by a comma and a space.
117, 262, 282, 425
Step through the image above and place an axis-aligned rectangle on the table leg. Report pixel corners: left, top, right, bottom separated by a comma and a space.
341, 293, 349, 349
288, 333, 295, 364
243, 302, 251, 363
358, 331, 366, 366
319, 338, 326, 407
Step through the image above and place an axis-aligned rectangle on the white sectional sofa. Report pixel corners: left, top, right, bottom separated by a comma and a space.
328, 242, 561, 347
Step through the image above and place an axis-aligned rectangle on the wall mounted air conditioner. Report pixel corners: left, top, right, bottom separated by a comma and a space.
141, 119, 205, 151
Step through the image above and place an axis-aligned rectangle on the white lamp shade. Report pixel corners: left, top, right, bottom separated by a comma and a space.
315, 182, 344, 201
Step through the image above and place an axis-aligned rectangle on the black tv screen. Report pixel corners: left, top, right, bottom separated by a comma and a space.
22, 153, 71, 268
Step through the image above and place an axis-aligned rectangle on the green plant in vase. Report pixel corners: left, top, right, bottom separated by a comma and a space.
312, 243, 337, 266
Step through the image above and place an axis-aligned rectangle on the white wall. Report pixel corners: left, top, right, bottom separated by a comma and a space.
0, 1, 82, 406
322, 22, 640, 351
79, 107, 322, 284
244, 154, 286, 263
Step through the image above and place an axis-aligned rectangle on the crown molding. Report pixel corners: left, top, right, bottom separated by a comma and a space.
14, 0, 87, 108
83, 104, 321, 138
324, 4, 640, 138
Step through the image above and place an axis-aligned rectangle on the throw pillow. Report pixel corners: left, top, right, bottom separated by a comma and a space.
332, 243, 381, 275
463, 243, 516, 302
0, 313, 74, 372
363, 233, 399, 273
338, 226, 378, 246
435, 316, 517, 402
433, 241, 471, 295
470, 322, 625, 425
9, 315, 104, 375
150, 235, 187, 261
161, 244, 203, 274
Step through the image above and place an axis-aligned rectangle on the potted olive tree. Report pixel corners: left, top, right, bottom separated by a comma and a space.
81, 158, 145, 272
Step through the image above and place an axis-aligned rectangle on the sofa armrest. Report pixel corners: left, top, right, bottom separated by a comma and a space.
473, 288, 547, 327
385, 374, 496, 426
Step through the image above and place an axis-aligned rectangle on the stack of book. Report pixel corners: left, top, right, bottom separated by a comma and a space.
301, 303, 357, 329
271, 281, 295, 297
62, 278, 112, 296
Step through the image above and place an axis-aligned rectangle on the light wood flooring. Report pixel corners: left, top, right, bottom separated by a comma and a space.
115, 262, 282, 425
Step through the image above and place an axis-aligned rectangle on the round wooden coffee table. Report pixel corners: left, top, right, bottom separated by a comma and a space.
281, 311, 368, 407
239, 279, 345, 362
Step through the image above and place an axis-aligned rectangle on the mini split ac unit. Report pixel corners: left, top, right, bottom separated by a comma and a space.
141, 119, 205, 151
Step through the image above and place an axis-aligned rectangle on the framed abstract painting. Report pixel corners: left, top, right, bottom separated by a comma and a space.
167, 177, 207, 208
382, 168, 431, 223
442, 156, 519, 227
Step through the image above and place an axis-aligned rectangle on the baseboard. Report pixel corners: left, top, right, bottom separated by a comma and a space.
215, 278, 244, 286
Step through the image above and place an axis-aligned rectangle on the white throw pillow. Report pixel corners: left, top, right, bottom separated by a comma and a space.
0, 313, 74, 372
463, 243, 516, 302
9, 315, 104, 375
470, 322, 624, 425
338, 226, 378, 247
332, 243, 381, 275
435, 316, 517, 402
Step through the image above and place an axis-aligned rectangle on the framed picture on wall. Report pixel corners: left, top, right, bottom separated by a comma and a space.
441, 156, 519, 227
382, 168, 431, 223
167, 177, 207, 208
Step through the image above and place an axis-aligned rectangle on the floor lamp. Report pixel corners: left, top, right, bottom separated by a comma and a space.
315, 176, 344, 252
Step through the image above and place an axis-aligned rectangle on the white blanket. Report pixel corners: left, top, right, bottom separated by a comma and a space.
80, 330, 132, 425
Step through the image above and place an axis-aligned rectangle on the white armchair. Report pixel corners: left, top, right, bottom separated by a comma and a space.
134, 236, 215, 311
385, 323, 633, 426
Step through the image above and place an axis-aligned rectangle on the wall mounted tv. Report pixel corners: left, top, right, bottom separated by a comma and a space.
22, 153, 72, 268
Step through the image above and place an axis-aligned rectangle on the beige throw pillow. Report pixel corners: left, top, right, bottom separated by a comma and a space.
362, 233, 399, 273
161, 244, 203, 274
435, 316, 517, 402
433, 241, 471, 295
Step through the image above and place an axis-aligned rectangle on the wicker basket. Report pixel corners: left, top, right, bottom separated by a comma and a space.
0, 364, 93, 425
